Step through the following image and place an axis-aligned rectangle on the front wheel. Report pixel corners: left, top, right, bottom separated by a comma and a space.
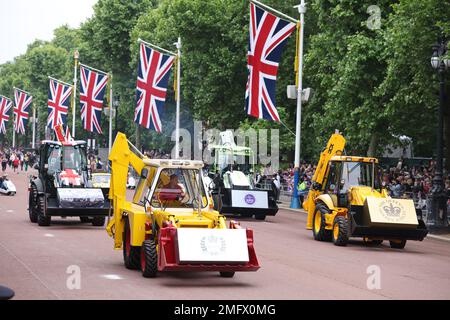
37, 196, 51, 227
312, 205, 331, 241
28, 186, 38, 223
389, 239, 407, 249
141, 239, 158, 278
254, 215, 266, 221
332, 216, 349, 246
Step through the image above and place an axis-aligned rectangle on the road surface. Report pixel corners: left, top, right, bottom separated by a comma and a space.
0, 168, 449, 299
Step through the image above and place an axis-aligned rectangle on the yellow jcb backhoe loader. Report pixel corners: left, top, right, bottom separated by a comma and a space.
303, 132, 428, 249
106, 133, 260, 278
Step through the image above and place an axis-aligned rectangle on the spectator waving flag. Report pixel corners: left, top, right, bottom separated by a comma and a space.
80, 64, 108, 134
47, 78, 72, 129
13, 88, 32, 135
245, 2, 296, 122
0, 95, 12, 134
134, 42, 175, 133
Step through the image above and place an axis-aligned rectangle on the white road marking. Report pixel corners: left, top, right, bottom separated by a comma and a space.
44, 233, 55, 238
101, 274, 123, 280
6, 210, 14, 213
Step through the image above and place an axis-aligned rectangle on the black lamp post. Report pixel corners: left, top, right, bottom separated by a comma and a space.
428, 34, 449, 230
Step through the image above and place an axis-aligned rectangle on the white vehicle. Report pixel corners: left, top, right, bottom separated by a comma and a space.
0, 178, 16, 196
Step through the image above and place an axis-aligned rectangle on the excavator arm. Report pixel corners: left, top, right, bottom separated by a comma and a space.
304, 132, 346, 229
106, 132, 146, 249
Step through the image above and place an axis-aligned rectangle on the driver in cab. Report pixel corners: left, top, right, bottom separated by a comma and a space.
158, 174, 186, 202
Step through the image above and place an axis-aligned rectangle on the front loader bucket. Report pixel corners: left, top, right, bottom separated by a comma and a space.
158, 227, 260, 272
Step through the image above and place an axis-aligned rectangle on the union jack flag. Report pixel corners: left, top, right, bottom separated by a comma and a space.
0, 96, 12, 134
245, 3, 296, 122
14, 88, 32, 135
80, 65, 108, 134
47, 79, 72, 129
134, 43, 175, 132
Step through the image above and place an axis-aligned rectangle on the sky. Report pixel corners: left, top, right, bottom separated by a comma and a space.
0, 0, 98, 64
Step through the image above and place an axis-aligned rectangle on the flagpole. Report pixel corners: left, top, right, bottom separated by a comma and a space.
12, 112, 16, 148
72, 50, 79, 138
290, 0, 306, 209
175, 37, 181, 159
32, 104, 36, 149
108, 73, 113, 154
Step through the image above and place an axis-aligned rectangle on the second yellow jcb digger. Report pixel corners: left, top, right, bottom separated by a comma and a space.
106, 133, 259, 278
303, 131, 428, 249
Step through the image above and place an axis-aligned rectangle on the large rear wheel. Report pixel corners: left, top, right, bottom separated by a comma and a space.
312, 204, 331, 241
332, 216, 349, 246
123, 218, 141, 270
141, 239, 158, 278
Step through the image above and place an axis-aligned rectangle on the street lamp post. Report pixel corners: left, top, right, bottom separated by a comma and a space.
113, 96, 119, 139
428, 33, 449, 231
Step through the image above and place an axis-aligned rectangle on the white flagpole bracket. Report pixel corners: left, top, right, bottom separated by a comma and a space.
138, 38, 177, 57
251, 0, 299, 23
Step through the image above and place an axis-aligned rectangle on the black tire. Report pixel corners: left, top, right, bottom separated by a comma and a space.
141, 239, 158, 278
91, 216, 105, 226
37, 196, 51, 227
389, 239, 407, 249
240, 213, 253, 218
219, 271, 235, 278
79, 217, 91, 223
28, 185, 38, 223
254, 215, 266, 221
312, 204, 332, 241
123, 219, 141, 270
332, 216, 349, 246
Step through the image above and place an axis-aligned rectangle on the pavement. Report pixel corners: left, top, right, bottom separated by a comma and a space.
0, 168, 449, 300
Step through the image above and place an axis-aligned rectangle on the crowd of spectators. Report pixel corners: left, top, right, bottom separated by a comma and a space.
0, 147, 37, 174
267, 159, 450, 207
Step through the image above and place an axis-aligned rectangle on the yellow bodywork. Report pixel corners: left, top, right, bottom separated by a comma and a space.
304, 132, 417, 232
106, 133, 228, 250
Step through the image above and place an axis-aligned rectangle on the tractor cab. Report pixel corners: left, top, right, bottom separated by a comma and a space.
323, 156, 383, 208
206, 131, 278, 220
39, 140, 89, 188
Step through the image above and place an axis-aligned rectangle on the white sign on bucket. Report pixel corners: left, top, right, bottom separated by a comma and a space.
231, 190, 269, 209
176, 228, 249, 264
